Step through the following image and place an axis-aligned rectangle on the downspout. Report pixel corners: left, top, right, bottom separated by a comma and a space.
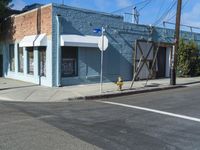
31, 8, 41, 85
36, 7, 42, 85
56, 14, 61, 87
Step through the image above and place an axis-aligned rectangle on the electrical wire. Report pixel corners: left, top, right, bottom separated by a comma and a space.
138, 0, 152, 12
165, 0, 189, 22
155, 0, 166, 21
111, 0, 151, 13
153, 0, 177, 25
153, 0, 177, 26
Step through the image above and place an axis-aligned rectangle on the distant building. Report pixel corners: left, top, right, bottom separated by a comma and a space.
0, 8, 21, 23
22, 3, 44, 12
0, 3, 199, 87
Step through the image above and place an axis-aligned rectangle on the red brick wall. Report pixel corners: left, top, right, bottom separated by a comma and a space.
0, 5, 52, 41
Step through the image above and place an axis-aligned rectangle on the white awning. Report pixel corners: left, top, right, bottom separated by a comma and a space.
60, 35, 100, 47
34, 34, 47, 46
19, 34, 47, 47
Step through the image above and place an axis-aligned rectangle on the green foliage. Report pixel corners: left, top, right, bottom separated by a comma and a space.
0, 0, 12, 17
177, 39, 200, 77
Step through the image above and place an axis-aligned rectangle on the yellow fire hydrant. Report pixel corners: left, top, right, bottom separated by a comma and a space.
116, 76, 123, 91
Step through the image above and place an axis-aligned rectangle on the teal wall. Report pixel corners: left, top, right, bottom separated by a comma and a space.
52, 3, 200, 86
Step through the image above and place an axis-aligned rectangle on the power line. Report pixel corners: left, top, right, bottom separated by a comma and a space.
165, 0, 189, 22
155, 0, 166, 21
153, 0, 177, 25
111, 0, 151, 13
112, 0, 152, 24
138, 0, 152, 11
163, 21, 200, 30
153, 0, 177, 26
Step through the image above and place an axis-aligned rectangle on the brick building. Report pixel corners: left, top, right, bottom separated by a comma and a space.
0, 3, 199, 87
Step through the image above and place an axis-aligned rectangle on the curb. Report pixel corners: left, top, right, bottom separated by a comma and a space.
0, 81, 199, 103
67, 85, 186, 101
178, 81, 200, 86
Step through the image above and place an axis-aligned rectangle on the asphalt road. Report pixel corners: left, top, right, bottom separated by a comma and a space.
0, 84, 200, 150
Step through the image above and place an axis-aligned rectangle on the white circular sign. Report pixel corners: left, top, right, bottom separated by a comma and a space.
98, 35, 108, 51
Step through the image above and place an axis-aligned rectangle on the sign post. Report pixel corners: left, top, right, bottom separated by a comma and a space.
99, 27, 105, 93
100, 28, 104, 93
94, 27, 108, 93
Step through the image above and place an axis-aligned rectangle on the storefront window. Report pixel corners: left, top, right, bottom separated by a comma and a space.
27, 47, 34, 75
39, 47, 46, 77
61, 47, 78, 77
9, 44, 15, 71
18, 45, 23, 73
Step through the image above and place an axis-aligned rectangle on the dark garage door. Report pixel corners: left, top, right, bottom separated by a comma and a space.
157, 47, 166, 78
0, 55, 3, 77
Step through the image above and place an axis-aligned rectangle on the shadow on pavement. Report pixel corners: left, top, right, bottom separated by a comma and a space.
0, 85, 39, 91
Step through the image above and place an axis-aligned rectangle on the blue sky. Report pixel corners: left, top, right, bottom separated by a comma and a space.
12, 0, 200, 29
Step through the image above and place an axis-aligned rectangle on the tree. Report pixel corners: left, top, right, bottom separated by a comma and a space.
177, 39, 200, 77
0, 0, 12, 18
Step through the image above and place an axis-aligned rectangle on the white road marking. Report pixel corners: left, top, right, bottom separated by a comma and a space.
99, 101, 200, 123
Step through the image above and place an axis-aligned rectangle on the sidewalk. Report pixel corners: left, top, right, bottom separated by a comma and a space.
0, 77, 199, 102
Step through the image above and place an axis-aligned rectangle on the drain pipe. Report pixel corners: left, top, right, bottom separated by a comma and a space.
56, 14, 61, 87
37, 7, 42, 85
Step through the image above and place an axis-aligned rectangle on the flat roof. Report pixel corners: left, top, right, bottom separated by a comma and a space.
11, 3, 52, 18
52, 3, 123, 19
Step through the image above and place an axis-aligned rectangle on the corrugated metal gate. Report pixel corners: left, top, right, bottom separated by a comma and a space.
133, 40, 155, 80
130, 40, 173, 88
130, 40, 160, 88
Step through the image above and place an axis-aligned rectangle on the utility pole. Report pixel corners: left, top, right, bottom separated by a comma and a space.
170, 0, 182, 85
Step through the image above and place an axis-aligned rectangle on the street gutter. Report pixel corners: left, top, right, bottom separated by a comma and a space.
67, 85, 186, 101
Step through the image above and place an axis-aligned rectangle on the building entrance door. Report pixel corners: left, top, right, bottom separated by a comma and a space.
157, 47, 166, 78
0, 55, 2, 77
61, 47, 78, 77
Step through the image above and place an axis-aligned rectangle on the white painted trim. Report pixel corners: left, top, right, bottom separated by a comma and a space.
60, 35, 100, 48
35, 34, 47, 46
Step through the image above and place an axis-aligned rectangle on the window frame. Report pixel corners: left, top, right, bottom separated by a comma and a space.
27, 47, 34, 75
39, 47, 46, 77
9, 44, 15, 72
17, 44, 24, 73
